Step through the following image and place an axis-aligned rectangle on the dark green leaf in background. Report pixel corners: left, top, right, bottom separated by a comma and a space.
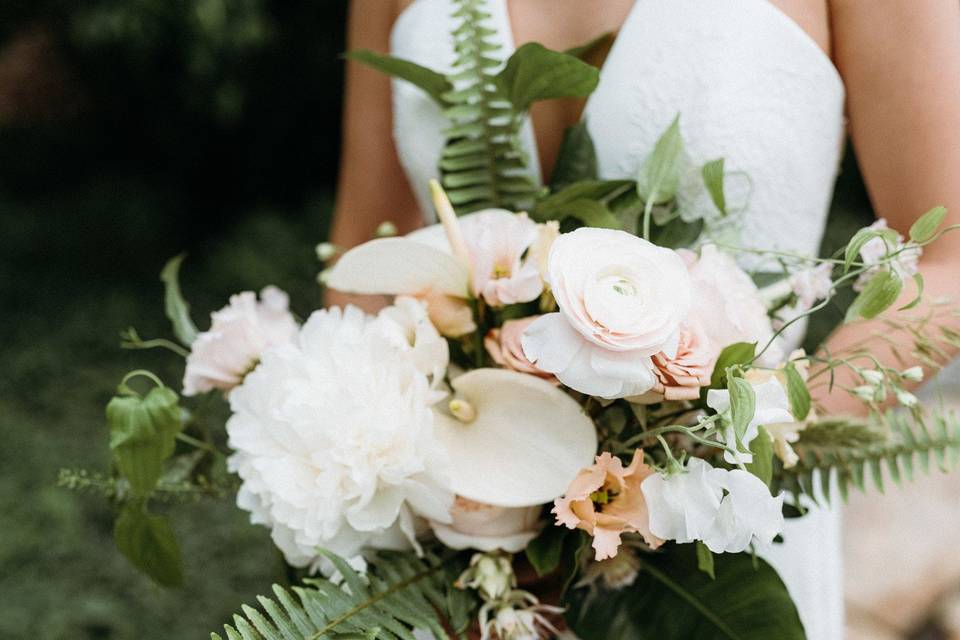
550, 121, 598, 190
709, 342, 757, 390
346, 50, 452, 107
696, 542, 716, 580
160, 254, 198, 347
114, 504, 183, 587
498, 43, 600, 111
526, 524, 569, 577
746, 426, 774, 487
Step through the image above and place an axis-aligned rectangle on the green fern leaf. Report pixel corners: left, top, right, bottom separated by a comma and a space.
212, 551, 466, 640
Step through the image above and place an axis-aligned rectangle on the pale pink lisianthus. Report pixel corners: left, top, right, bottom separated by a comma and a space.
484, 317, 555, 381
459, 210, 544, 307
183, 286, 297, 396
640, 321, 713, 403
553, 450, 663, 560
429, 496, 541, 553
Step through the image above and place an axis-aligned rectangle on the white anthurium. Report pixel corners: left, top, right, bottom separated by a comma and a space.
706, 378, 795, 464
433, 368, 597, 508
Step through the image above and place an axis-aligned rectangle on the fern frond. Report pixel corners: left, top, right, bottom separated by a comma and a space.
778, 411, 960, 505
212, 551, 472, 640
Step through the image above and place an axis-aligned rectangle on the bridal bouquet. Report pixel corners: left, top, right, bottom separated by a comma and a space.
63, 1, 960, 638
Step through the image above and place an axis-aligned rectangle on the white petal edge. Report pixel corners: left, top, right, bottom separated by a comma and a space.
430, 522, 538, 553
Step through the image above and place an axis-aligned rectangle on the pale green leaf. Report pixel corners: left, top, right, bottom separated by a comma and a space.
899, 272, 925, 311
696, 541, 716, 580
909, 205, 947, 244
729, 377, 756, 442
783, 363, 811, 420
746, 426, 774, 487
108, 384, 182, 497
845, 269, 903, 322
636, 115, 684, 205
701, 158, 726, 216
709, 342, 757, 390
160, 254, 198, 346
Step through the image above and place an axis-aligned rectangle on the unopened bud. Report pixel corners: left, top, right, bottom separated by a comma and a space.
896, 389, 919, 408
851, 385, 876, 402
375, 221, 398, 238
901, 366, 924, 383
861, 369, 884, 385
315, 242, 340, 262
449, 398, 476, 423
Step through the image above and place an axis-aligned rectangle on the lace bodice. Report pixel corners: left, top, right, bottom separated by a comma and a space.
390, 2, 846, 637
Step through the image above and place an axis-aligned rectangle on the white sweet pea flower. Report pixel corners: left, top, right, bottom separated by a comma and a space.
641, 458, 784, 554
521, 228, 692, 399
707, 377, 795, 464
227, 305, 454, 567
183, 286, 297, 396
855, 218, 922, 291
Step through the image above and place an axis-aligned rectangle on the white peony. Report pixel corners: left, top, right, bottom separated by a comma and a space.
521, 228, 692, 399
226, 305, 454, 568
684, 244, 783, 366
641, 458, 784, 554
377, 295, 449, 383
706, 377, 795, 465
182, 286, 297, 396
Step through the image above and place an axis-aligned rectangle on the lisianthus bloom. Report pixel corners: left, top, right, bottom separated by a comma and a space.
641, 458, 783, 554
637, 321, 713, 403
855, 218, 922, 291
458, 210, 544, 307
227, 305, 454, 567
430, 496, 541, 553
183, 286, 297, 396
485, 317, 555, 380
553, 450, 663, 560
682, 244, 783, 366
522, 228, 692, 399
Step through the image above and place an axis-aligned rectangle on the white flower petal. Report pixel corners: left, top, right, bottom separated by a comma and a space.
431, 522, 537, 553
325, 237, 469, 298
434, 368, 597, 508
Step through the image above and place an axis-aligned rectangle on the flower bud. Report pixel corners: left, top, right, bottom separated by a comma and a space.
449, 398, 477, 423
456, 552, 515, 601
851, 385, 876, 402
375, 221, 398, 238
896, 389, 919, 408
315, 242, 340, 261
861, 369, 884, 385
901, 366, 924, 383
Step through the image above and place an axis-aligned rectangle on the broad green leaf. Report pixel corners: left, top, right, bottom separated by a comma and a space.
783, 363, 811, 420
114, 504, 183, 587
845, 268, 903, 323
160, 254, 198, 346
649, 215, 704, 249
909, 205, 947, 244
526, 524, 569, 577
498, 43, 600, 111
728, 377, 756, 441
701, 158, 727, 215
636, 115, 684, 205
746, 426, 774, 487
709, 342, 757, 390
696, 542, 716, 580
567, 545, 804, 640
899, 272, 925, 311
346, 50, 452, 106
108, 384, 183, 497
550, 122, 598, 190
562, 199, 621, 229
532, 179, 633, 222
564, 32, 615, 68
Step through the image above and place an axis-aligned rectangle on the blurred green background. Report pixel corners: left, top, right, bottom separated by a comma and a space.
0, 2, 877, 639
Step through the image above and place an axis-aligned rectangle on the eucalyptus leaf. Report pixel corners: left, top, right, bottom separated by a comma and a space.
497, 43, 600, 111
783, 363, 811, 420
845, 268, 903, 323
114, 504, 183, 587
746, 426, 774, 487
567, 545, 804, 640
347, 50, 452, 107
709, 342, 757, 390
702, 158, 727, 216
160, 254, 198, 347
728, 377, 756, 442
550, 121, 598, 190
108, 384, 183, 497
636, 115, 684, 205
909, 205, 947, 244
526, 524, 569, 577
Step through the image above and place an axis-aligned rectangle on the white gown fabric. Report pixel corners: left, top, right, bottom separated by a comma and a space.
391, 1, 846, 637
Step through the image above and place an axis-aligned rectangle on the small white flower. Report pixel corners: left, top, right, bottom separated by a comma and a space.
227, 305, 454, 567
183, 286, 297, 396
457, 552, 516, 601
861, 369, 885, 385
896, 389, 919, 408
706, 378, 795, 464
851, 385, 877, 402
902, 366, 925, 382
522, 228, 692, 399
855, 219, 922, 291
479, 592, 562, 640
641, 458, 784, 554
788, 263, 834, 312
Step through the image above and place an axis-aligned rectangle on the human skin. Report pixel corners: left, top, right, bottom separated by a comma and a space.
329, 0, 960, 416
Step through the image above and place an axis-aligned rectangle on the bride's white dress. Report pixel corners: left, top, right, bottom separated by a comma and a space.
391, 1, 846, 637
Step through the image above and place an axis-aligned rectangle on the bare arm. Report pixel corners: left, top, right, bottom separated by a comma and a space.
819, 0, 960, 414
326, 0, 423, 308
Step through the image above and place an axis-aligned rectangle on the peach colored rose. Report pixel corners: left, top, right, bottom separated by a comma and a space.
552, 450, 663, 560
484, 317, 555, 381
430, 496, 541, 553
417, 288, 476, 337
646, 322, 713, 402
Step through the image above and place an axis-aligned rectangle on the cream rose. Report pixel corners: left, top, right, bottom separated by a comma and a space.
429, 496, 541, 553
521, 228, 692, 399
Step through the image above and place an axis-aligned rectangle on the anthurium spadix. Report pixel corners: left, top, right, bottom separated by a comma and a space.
434, 368, 597, 508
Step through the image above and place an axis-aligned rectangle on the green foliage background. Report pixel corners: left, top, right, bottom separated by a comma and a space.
0, 2, 872, 638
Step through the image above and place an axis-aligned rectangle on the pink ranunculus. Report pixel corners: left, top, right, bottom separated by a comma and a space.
183, 286, 297, 396
484, 316, 555, 381
429, 496, 541, 553
682, 244, 783, 366
646, 321, 713, 402
521, 228, 692, 399
553, 450, 663, 560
